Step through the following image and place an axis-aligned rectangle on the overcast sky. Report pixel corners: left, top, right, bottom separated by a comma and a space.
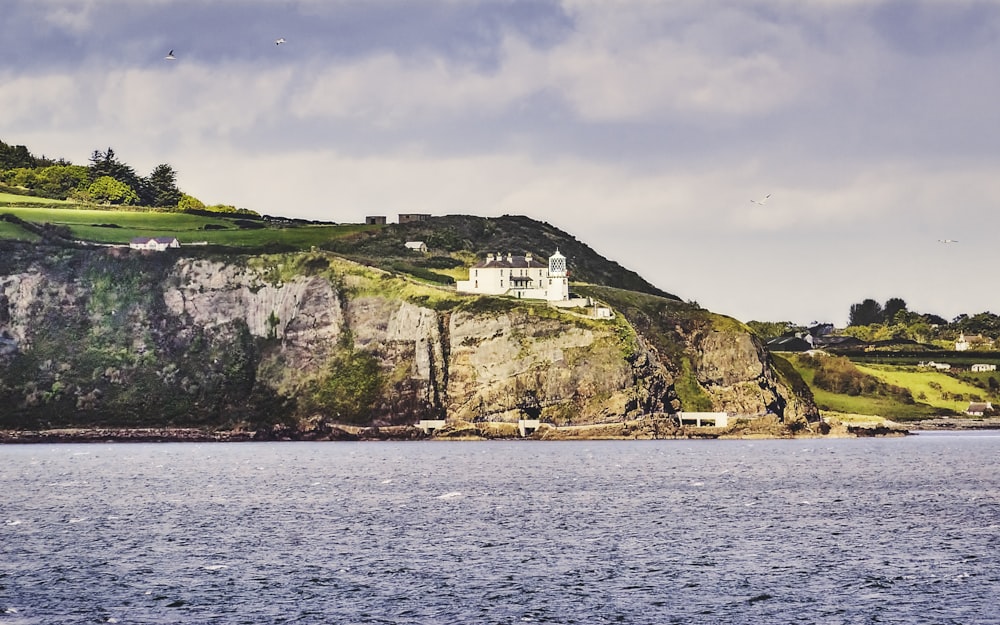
3, 0, 999, 326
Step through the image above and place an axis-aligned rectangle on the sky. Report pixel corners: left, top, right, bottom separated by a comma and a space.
3, 0, 999, 327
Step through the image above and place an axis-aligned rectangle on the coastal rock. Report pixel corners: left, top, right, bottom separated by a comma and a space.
0, 245, 818, 433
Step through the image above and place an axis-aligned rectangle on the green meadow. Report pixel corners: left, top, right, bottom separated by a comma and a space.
0, 204, 379, 250
0, 218, 40, 241
0, 191, 76, 206
791, 363, 941, 420
784, 354, 995, 421
856, 364, 991, 413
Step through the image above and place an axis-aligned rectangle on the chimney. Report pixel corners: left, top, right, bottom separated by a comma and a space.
506, 252, 513, 263
486, 253, 494, 262
525, 252, 532, 263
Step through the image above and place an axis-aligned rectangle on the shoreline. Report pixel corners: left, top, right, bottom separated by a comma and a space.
1, 417, 996, 444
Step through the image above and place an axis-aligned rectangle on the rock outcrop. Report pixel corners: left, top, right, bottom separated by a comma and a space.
0, 243, 818, 434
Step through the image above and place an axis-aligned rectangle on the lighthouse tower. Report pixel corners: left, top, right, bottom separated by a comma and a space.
546, 249, 569, 301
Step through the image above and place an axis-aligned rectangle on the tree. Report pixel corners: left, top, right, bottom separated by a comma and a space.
746, 320, 800, 339
884, 297, 908, 324
0, 141, 36, 169
87, 175, 139, 205
848, 298, 884, 327
89, 147, 141, 194
2, 167, 36, 188
177, 194, 206, 211
922, 313, 948, 326
145, 164, 182, 207
959, 312, 1000, 337
35, 165, 89, 198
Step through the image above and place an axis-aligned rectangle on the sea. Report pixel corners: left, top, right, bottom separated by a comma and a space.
1, 432, 999, 625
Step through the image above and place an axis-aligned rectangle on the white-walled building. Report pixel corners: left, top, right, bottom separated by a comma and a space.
129, 237, 180, 251
456, 250, 569, 301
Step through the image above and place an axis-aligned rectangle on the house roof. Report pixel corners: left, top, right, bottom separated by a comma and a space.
130, 236, 178, 244
765, 336, 812, 352
812, 335, 865, 348
967, 402, 992, 412
473, 253, 547, 269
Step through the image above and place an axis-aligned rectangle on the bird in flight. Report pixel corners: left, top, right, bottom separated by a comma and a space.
937, 239, 959, 244
750, 194, 771, 206
275, 38, 286, 45
165, 50, 176, 60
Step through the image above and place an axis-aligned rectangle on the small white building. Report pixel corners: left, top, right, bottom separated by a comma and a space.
456, 250, 569, 302
678, 412, 729, 428
955, 334, 970, 351
919, 361, 952, 371
404, 241, 428, 253
129, 236, 180, 251
971, 363, 997, 372
967, 402, 994, 416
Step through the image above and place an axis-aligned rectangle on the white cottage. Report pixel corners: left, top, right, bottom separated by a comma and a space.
129, 236, 180, 251
456, 250, 569, 301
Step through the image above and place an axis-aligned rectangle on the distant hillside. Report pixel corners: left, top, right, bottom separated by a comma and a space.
326, 214, 678, 300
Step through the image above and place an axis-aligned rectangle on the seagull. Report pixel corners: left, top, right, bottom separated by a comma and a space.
275, 38, 286, 45
750, 193, 771, 206
938, 239, 959, 244
165, 50, 176, 60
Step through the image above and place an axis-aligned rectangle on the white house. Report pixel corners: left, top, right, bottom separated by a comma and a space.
919, 361, 952, 371
129, 237, 180, 251
404, 241, 428, 253
456, 250, 569, 302
971, 363, 997, 372
967, 401, 994, 416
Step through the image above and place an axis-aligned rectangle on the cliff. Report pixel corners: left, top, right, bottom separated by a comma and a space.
0, 241, 818, 437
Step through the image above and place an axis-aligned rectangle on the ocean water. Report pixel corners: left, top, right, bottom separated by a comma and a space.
1, 433, 999, 624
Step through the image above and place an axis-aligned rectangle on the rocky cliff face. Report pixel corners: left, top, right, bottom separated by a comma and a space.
0, 244, 817, 432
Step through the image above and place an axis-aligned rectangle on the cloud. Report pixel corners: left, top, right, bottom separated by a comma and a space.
5, 0, 1000, 324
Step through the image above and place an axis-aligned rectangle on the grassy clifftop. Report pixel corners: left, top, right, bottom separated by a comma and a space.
326, 214, 679, 300
0, 206, 675, 300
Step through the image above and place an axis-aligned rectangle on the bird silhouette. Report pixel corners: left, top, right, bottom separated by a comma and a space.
165, 50, 176, 60
275, 38, 286, 45
750, 193, 771, 206
937, 239, 959, 244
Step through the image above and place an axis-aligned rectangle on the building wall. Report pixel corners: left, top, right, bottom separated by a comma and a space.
398, 214, 431, 223
456, 259, 568, 301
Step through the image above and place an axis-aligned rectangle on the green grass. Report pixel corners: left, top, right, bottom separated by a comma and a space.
0, 191, 77, 206
0, 219, 40, 241
0, 205, 378, 250
857, 364, 989, 413
793, 364, 942, 420
786, 356, 991, 420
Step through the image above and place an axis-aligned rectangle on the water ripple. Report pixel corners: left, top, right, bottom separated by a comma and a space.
1, 436, 999, 623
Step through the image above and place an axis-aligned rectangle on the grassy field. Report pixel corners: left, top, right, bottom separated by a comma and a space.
0, 191, 77, 206
782, 351, 999, 420
0, 205, 379, 250
0, 219, 40, 241
793, 364, 942, 420
857, 364, 991, 413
